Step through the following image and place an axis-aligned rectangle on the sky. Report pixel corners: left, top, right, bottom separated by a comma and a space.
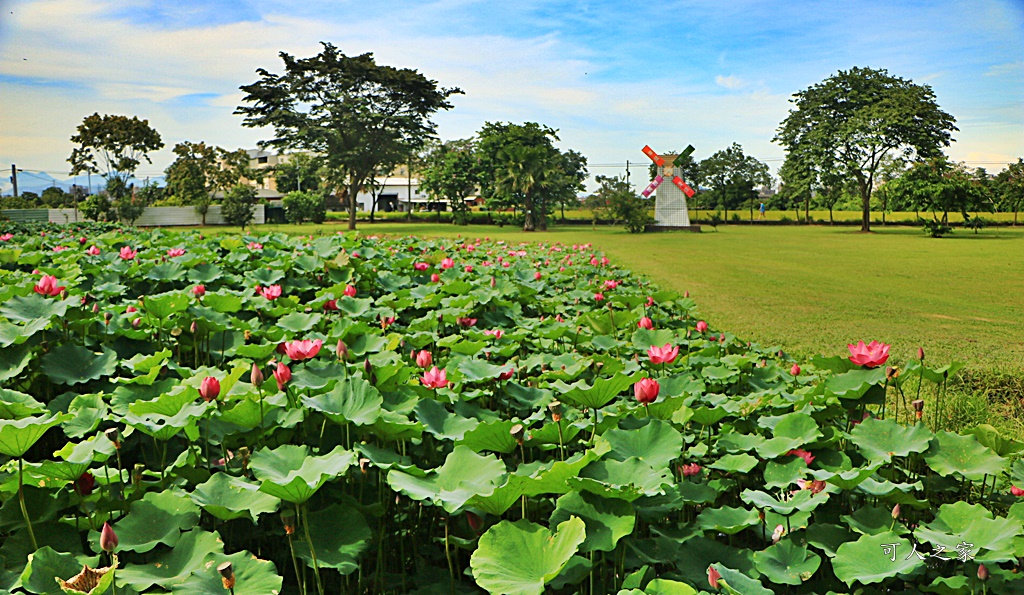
1, 0, 1022, 191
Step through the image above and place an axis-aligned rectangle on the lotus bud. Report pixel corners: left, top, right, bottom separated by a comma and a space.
190, 321, 197, 334
978, 563, 988, 581
772, 524, 785, 544
281, 509, 297, 535
790, 364, 801, 376
364, 358, 373, 376
100, 522, 118, 552
336, 339, 348, 360
92, 303, 100, 313
251, 363, 264, 387
466, 511, 483, 534
548, 400, 563, 423
917, 346, 925, 361
104, 428, 121, 449
199, 376, 220, 402
708, 566, 721, 589
684, 290, 690, 298
131, 317, 141, 329
510, 423, 525, 446
891, 504, 900, 519
218, 561, 236, 590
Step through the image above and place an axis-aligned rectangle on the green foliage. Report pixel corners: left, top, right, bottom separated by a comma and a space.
588, 175, 652, 232
775, 66, 957, 231
419, 139, 482, 224
237, 42, 461, 230
68, 113, 164, 190
282, 190, 326, 224
220, 184, 258, 229
698, 142, 771, 220
273, 152, 323, 194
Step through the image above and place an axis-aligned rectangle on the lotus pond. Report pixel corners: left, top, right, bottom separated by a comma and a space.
0, 225, 1022, 595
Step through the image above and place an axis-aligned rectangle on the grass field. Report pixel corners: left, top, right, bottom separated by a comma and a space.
179, 221, 1024, 374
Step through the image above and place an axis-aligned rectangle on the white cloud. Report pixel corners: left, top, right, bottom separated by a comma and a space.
715, 75, 746, 90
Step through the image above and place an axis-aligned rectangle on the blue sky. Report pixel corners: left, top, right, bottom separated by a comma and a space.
1, 0, 1021, 189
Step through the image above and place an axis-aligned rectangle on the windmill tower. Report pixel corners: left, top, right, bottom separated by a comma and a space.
641, 145, 697, 228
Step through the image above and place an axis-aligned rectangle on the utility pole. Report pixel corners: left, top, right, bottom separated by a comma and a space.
625, 160, 630, 185
11, 165, 18, 197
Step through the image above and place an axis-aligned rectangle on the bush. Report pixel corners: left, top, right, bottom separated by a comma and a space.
706, 211, 724, 231
282, 191, 327, 224
80, 193, 115, 222
923, 219, 953, 238
221, 184, 258, 229
964, 215, 987, 234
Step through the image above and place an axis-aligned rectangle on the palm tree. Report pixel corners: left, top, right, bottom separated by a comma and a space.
494, 144, 553, 231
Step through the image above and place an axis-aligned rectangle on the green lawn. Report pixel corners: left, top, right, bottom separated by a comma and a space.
178, 221, 1024, 373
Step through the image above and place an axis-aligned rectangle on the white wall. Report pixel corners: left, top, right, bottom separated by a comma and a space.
47, 205, 266, 227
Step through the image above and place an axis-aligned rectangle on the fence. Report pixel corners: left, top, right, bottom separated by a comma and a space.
0, 205, 266, 227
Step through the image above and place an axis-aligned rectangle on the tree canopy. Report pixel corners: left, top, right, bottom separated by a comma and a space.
419, 140, 483, 225
236, 42, 461, 230
774, 66, 957, 232
698, 143, 771, 220
164, 142, 250, 224
68, 113, 163, 195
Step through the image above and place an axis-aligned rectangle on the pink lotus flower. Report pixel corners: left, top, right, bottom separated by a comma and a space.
323, 299, 338, 311
421, 366, 448, 389
343, 284, 357, 297
600, 257, 609, 266
1011, 486, 1024, 497
603, 280, 618, 290
646, 295, 655, 307
534, 271, 542, 280
167, 248, 185, 257
791, 364, 801, 376
484, 329, 504, 339
787, 449, 815, 465
126, 305, 137, 313
430, 273, 441, 283
131, 317, 142, 328
79, 237, 87, 245
258, 285, 282, 300
52, 245, 68, 252
633, 378, 660, 404
590, 257, 599, 266
33, 275, 65, 297
192, 285, 206, 297
464, 265, 473, 272
795, 478, 827, 494
119, 246, 137, 260
772, 524, 786, 544
457, 317, 477, 327
380, 316, 395, 329
100, 522, 118, 553
273, 362, 291, 390
680, 463, 701, 477
414, 262, 429, 271
440, 258, 455, 269
708, 566, 721, 589
648, 343, 679, 365
498, 367, 515, 381
593, 293, 605, 302
847, 340, 891, 368
199, 376, 220, 402
86, 245, 101, 255
415, 350, 433, 368
0, 233, 13, 241
247, 242, 263, 250
637, 317, 653, 330
336, 339, 348, 360
695, 320, 708, 333
283, 339, 323, 361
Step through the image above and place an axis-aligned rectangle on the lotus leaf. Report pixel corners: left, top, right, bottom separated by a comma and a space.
188, 473, 279, 523
250, 444, 356, 504
550, 490, 635, 552
752, 540, 821, 585
290, 503, 371, 573
924, 431, 1007, 481
0, 413, 67, 457
696, 505, 760, 534
0, 293, 70, 324
850, 418, 934, 461
604, 419, 683, 469
0, 389, 46, 419
143, 291, 190, 319
117, 529, 223, 591
20, 546, 84, 595
709, 454, 759, 474
388, 446, 506, 513
40, 345, 117, 386
302, 376, 383, 426
169, 549, 282, 595
741, 489, 829, 515
832, 531, 925, 585
570, 457, 673, 502
708, 563, 772, 595
470, 516, 586, 595
457, 419, 519, 454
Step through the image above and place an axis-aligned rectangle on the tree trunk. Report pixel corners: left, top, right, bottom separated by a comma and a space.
522, 195, 535, 231
348, 184, 358, 231
829, 205, 834, 225
804, 196, 809, 224
860, 183, 871, 232
1014, 206, 1019, 226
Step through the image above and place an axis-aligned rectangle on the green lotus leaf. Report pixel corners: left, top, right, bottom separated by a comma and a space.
923, 431, 1007, 481
569, 457, 673, 502
554, 373, 635, 410
123, 349, 171, 374
37, 436, 114, 482
809, 463, 884, 490
455, 358, 509, 382
117, 529, 223, 591
805, 523, 855, 558
143, 290, 190, 319
348, 334, 388, 356
189, 473, 280, 523
752, 540, 821, 585
470, 517, 586, 595
0, 317, 51, 348
201, 291, 244, 314
0, 342, 32, 382
832, 531, 925, 585
20, 546, 83, 595
701, 365, 738, 382
966, 424, 1024, 457
763, 458, 806, 489
217, 393, 277, 430
770, 413, 822, 444
186, 263, 224, 284
688, 406, 727, 426
40, 345, 117, 386
101, 490, 201, 553
62, 393, 108, 439
0, 293, 70, 324
622, 578, 697, 595
913, 501, 1022, 563
710, 454, 759, 473
631, 329, 677, 351
550, 491, 635, 553
169, 549, 282, 595
0, 388, 46, 419
250, 444, 356, 504
291, 503, 371, 573
450, 339, 487, 356
718, 431, 767, 453
249, 267, 284, 286
0, 413, 67, 457
414, 398, 478, 441
840, 506, 910, 536
146, 262, 186, 282
276, 311, 322, 333
696, 505, 760, 534
604, 419, 683, 469
388, 446, 506, 513
850, 418, 934, 461
302, 376, 383, 426
708, 563, 772, 595
456, 419, 519, 454
741, 489, 829, 515
231, 343, 278, 360
824, 368, 887, 399
371, 410, 423, 442
125, 394, 208, 442
0, 247, 21, 264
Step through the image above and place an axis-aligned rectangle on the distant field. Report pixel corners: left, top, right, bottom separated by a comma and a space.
179, 221, 1024, 373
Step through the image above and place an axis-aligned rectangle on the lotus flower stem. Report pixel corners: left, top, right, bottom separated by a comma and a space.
444, 517, 455, 592
18, 459, 38, 550
285, 527, 306, 595
300, 504, 324, 595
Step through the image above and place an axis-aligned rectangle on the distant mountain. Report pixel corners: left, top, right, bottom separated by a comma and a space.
0, 172, 165, 196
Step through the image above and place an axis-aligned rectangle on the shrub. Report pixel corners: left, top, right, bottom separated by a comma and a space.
79, 193, 115, 222
221, 184, 258, 229
923, 219, 953, 238
283, 190, 326, 224
706, 211, 724, 231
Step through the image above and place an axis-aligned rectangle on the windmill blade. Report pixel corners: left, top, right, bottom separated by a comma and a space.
641, 175, 664, 197
672, 176, 695, 198
641, 145, 665, 167
673, 145, 695, 167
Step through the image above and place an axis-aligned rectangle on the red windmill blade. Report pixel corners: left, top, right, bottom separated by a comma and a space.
642, 145, 665, 167
672, 176, 695, 198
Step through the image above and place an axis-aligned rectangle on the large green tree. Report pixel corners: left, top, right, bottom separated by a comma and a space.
274, 152, 323, 194
995, 158, 1024, 225
164, 142, 250, 224
885, 157, 991, 224
68, 113, 164, 200
236, 43, 461, 230
774, 67, 957, 232
698, 143, 771, 221
419, 140, 482, 225
476, 122, 587, 231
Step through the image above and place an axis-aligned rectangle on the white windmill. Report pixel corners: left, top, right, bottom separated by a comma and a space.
640, 144, 697, 228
